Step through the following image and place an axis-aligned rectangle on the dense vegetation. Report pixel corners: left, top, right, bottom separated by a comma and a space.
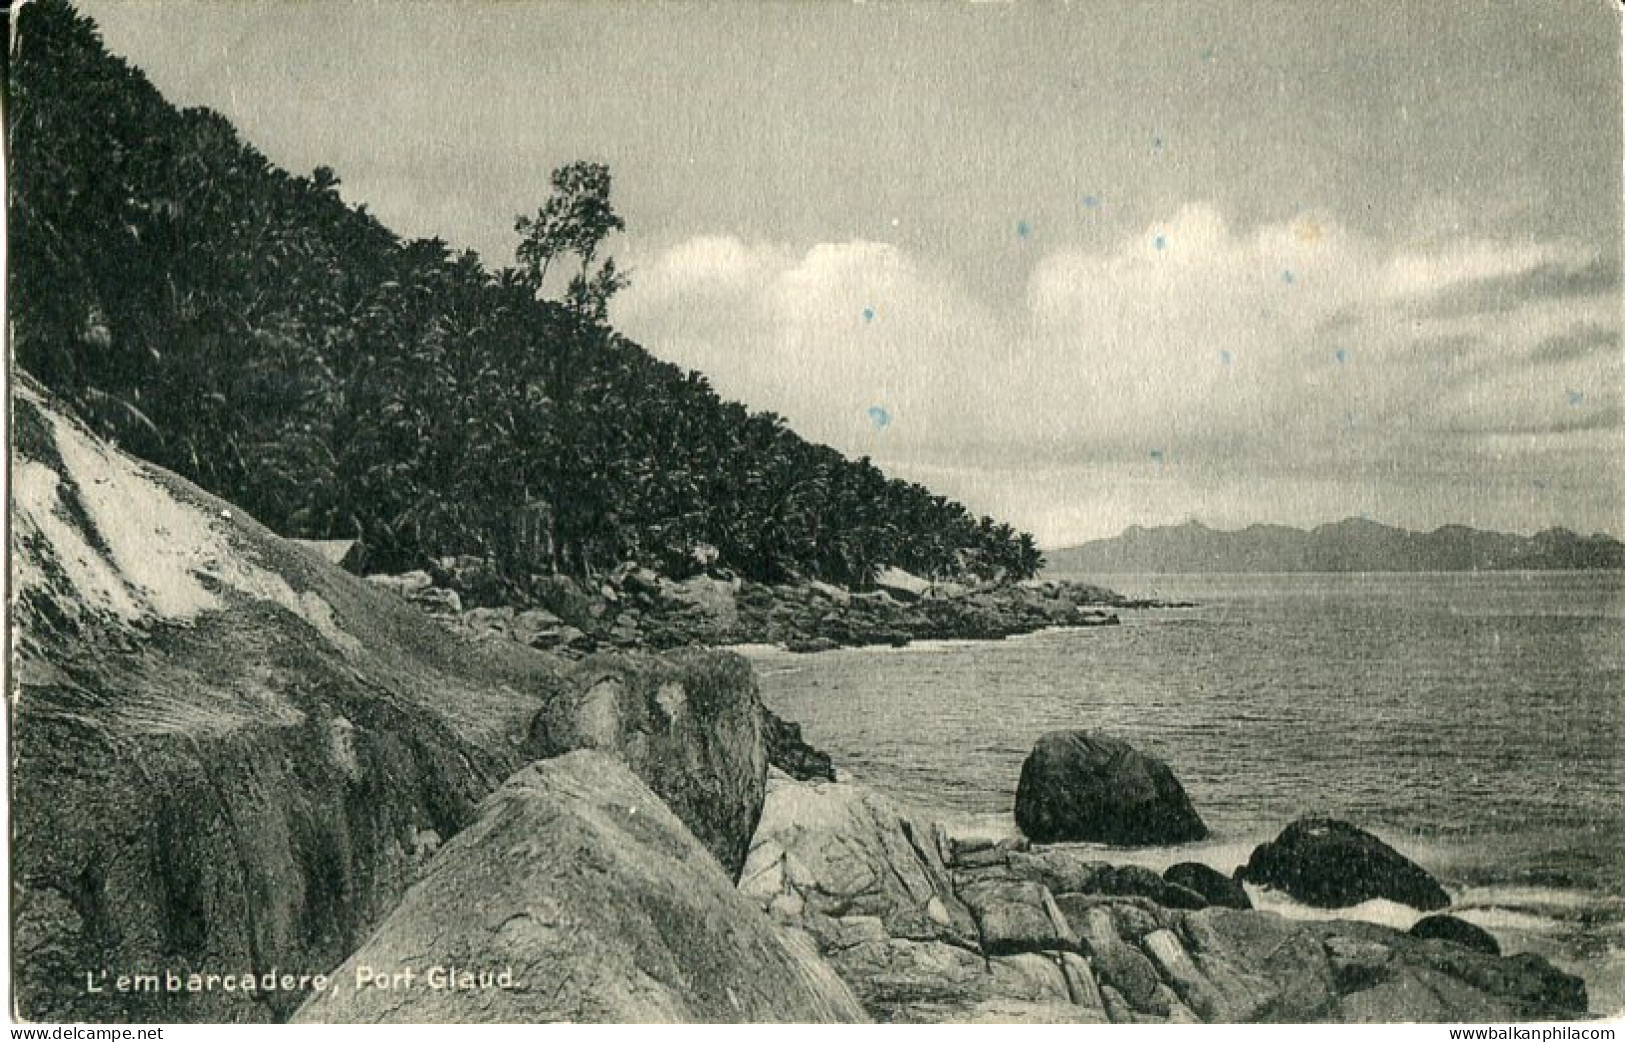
10, 0, 1042, 585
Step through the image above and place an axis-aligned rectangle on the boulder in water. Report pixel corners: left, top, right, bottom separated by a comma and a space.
1238, 818, 1450, 911
1013, 732, 1208, 845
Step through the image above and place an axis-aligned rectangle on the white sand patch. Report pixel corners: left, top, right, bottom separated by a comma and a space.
15, 385, 359, 653
13, 460, 145, 621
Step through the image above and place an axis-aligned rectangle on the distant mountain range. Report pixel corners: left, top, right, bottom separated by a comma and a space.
1047, 519, 1625, 574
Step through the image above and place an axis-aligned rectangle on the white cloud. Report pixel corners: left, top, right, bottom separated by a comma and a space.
612, 208, 1620, 543
1377, 241, 1571, 300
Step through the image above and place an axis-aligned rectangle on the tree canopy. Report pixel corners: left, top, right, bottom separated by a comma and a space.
9, 0, 1044, 587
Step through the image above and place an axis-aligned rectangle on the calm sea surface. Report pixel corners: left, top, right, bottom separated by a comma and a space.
745, 571, 1625, 1012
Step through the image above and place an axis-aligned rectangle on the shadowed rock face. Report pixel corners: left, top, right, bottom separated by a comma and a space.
11, 378, 568, 1022
525, 651, 768, 879
1014, 732, 1208, 846
1239, 818, 1450, 912
294, 751, 867, 1024
1410, 915, 1500, 956
1164, 862, 1252, 910
762, 709, 837, 782
10, 377, 778, 1023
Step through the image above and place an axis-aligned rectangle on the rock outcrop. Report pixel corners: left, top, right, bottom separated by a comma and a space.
8, 377, 791, 1023
739, 771, 1109, 1023
295, 752, 866, 1023
739, 770, 1587, 1024
1165, 862, 1252, 910
408, 559, 1140, 657
11, 378, 563, 1022
1239, 818, 1451, 911
525, 651, 767, 879
763, 708, 837, 782
1410, 915, 1500, 956
740, 770, 975, 947
1013, 732, 1208, 845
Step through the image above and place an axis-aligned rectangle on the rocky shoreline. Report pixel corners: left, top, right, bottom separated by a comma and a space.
11, 378, 1596, 1024
740, 769, 1590, 1024
362, 557, 1187, 657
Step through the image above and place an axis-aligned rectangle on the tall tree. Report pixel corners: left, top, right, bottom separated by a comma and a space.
514, 161, 627, 322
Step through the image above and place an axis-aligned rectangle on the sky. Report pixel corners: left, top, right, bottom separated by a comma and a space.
73, 0, 1624, 546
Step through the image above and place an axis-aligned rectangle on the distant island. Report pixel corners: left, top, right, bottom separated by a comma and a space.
1047, 518, 1625, 574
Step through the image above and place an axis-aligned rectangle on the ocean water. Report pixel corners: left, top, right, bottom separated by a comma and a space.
745, 571, 1625, 1015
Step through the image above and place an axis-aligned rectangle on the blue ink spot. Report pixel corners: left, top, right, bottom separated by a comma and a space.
1149, 448, 1165, 463
1567, 389, 1586, 406
862, 307, 876, 323
1153, 234, 1167, 251
1335, 349, 1350, 365
1151, 134, 1164, 151
1083, 195, 1101, 209
867, 405, 891, 429
1200, 47, 1216, 63
1282, 269, 1296, 285
1017, 220, 1031, 239
1219, 349, 1233, 366
1532, 478, 1547, 490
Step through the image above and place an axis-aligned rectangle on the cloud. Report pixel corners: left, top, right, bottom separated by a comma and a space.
1413, 253, 1622, 320
611, 207, 1620, 542
1531, 324, 1620, 365
617, 236, 1006, 453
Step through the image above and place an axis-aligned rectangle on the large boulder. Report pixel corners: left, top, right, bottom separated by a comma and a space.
527, 573, 605, 629
294, 751, 866, 1023
739, 770, 975, 945
525, 651, 767, 879
663, 574, 741, 630
1238, 818, 1450, 911
1013, 732, 1208, 845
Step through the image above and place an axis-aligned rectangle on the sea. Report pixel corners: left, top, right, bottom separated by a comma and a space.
743, 571, 1625, 1016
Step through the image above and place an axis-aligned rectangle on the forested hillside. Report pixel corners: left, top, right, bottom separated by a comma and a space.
9, 0, 1042, 587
